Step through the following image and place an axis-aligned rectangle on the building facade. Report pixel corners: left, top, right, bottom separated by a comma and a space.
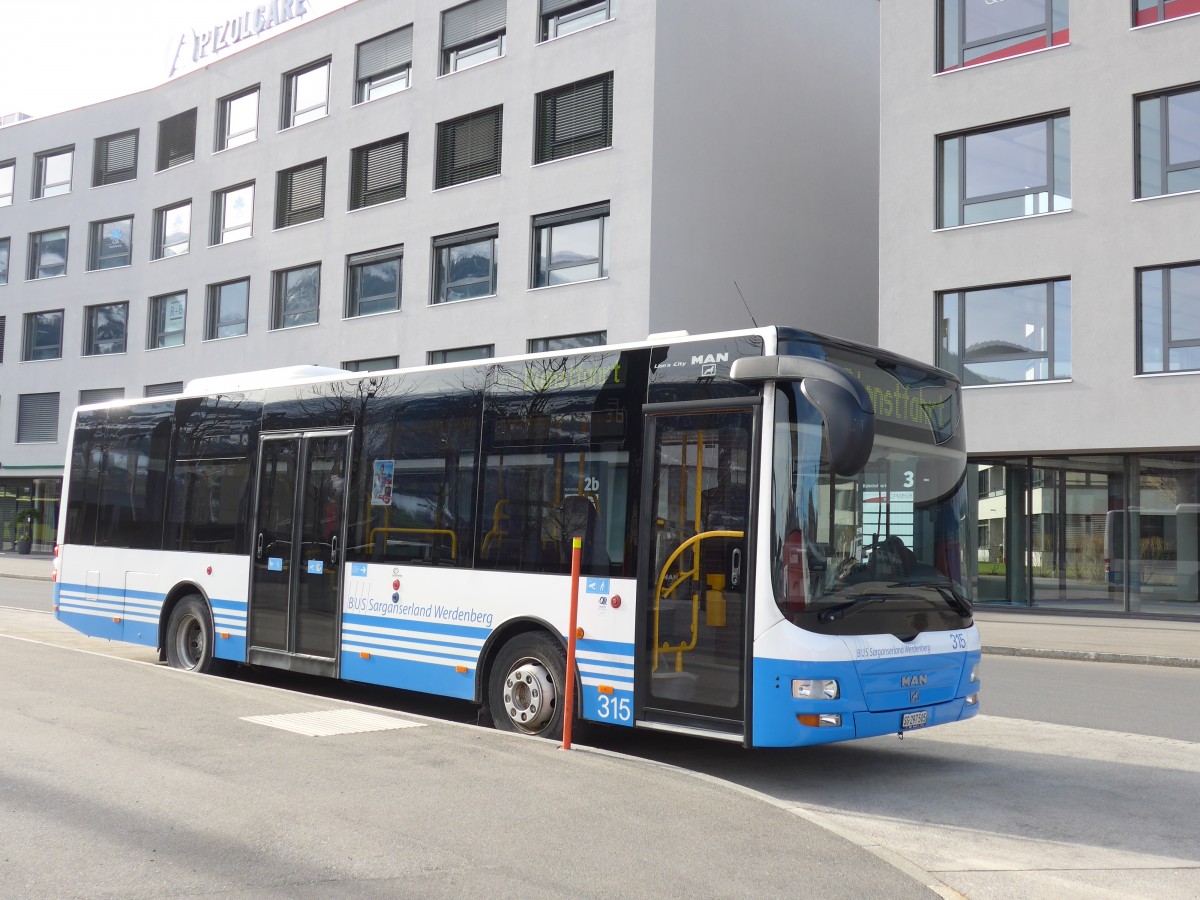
0, 0, 881, 552
881, 1, 1200, 618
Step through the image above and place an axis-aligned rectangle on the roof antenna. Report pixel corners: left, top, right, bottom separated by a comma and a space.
734, 281, 759, 328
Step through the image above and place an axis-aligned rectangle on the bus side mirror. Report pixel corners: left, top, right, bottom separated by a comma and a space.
730, 355, 875, 477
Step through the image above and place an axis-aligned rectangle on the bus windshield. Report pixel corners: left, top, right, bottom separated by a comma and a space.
772, 343, 972, 636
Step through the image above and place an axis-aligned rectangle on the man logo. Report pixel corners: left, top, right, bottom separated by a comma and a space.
910, 690, 920, 703
690, 353, 729, 365
901, 674, 928, 687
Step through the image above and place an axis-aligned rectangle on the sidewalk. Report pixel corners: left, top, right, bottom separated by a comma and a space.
4, 551, 1196, 668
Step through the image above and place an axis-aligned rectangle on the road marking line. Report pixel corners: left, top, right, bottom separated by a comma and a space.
241, 708, 426, 737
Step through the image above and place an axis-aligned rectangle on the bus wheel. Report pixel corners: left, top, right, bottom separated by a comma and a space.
488, 633, 566, 739
165, 596, 217, 673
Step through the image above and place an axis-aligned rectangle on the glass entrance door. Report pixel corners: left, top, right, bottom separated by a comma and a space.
639, 409, 754, 729
248, 431, 351, 673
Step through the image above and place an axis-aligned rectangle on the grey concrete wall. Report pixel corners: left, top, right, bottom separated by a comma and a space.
880, 5, 1200, 455
0, 0, 660, 471
647, 0, 880, 344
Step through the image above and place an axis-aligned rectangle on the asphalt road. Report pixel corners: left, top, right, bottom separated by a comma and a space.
3, 579, 1199, 898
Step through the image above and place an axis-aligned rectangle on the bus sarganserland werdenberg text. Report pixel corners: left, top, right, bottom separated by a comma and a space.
54, 326, 979, 747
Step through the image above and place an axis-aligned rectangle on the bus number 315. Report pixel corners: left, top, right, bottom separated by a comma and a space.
596, 694, 632, 722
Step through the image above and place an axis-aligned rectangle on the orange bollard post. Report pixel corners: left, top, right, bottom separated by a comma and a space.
562, 536, 583, 750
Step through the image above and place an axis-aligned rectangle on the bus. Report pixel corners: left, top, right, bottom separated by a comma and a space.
54, 326, 979, 747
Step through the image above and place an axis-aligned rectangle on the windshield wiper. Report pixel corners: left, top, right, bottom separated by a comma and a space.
889, 580, 973, 617
817, 594, 890, 623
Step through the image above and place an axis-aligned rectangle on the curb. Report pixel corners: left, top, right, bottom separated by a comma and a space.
982, 645, 1200, 669
1, 573, 53, 583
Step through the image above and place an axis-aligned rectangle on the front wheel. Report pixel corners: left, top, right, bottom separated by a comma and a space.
165, 595, 218, 673
488, 632, 568, 739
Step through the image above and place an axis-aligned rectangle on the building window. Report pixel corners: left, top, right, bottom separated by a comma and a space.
1139, 261, 1200, 373
435, 107, 503, 189
1137, 84, 1200, 198
0, 159, 13, 206
33, 147, 73, 198
0, 237, 8, 285
429, 345, 494, 364
156, 109, 197, 171
528, 331, 606, 353
433, 227, 498, 304
281, 59, 330, 129
211, 182, 254, 244
356, 26, 413, 102
92, 130, 138, 186
346, 246, 402, 317
216, 86, 259, 151
23, 310, 64, 361
17, 393, 59, 443
441, 0, 506, 75
153, 200, 191, 259
350, 136, 408, 208
343, 356, 398, 372
145, 381, 183, 397
27, 228, 68, 279
535, 73, 614, 164
83, 302, 128, 356
272, 264, 321, 329
938, 278, 1072, 385
1134, 0, 1200, 26
148, 291, 187, 349
532, 202, 610, 287
206, 278, 250, 340
938, 0, 1068, 72
87, 216, 133, 270
939, 113, 1070, 228
540, 0, 611, 41
275, 159, 326, 228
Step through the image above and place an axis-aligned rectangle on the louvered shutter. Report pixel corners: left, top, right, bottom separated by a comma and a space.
157, 109, 197, 171
80, 387, 125, 406
536, 73, 613, 163
94, 130, 138, 186
17, 393, 59, 443
0, 316, 5, 364
145, 382, 184, 397
442, 0, 506, 49
436, 107, 503, 188
351, 136, 408, 208
276, 160, 326, 228
357, 26, 413, 80
541, 0, 583, 14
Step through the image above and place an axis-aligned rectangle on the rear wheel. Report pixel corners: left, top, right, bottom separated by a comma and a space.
165, 595, 218, 673
488, 632, 568, 739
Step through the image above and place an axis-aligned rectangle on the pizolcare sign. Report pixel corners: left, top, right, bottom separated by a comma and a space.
169, 0, 311, 77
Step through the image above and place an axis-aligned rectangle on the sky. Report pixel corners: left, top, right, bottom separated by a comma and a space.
0, 0, 351, 119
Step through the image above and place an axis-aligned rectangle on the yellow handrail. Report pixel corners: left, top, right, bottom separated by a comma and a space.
652, 529, 744, 671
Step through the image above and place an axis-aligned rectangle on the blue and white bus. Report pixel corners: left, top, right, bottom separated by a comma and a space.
54, 326, 979, 747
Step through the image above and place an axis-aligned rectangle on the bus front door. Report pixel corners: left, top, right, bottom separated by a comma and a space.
638, 407, 755, 739
247, 431, 352, 676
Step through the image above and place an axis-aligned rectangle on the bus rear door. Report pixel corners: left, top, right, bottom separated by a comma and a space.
637, 405, 756, 741
247, 430, 353, 676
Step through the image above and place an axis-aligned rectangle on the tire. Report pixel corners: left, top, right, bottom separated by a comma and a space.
165, 595, 219, 673
488, 632, 568, 739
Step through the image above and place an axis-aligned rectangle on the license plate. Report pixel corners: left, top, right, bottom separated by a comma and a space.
901, 710, 929, 730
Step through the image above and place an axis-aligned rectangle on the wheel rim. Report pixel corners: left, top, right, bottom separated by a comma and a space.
502, 657, 557, 733
176, 614, 203, 669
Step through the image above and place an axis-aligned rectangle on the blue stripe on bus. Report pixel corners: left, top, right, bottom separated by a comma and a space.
342, 612, 490, 640
341, 650, 476, 701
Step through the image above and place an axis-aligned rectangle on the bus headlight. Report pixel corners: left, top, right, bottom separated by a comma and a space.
793, 679, 839, 700
969, 663, 979, 683
965, 693, 979, 707
797, 713, 842, 728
